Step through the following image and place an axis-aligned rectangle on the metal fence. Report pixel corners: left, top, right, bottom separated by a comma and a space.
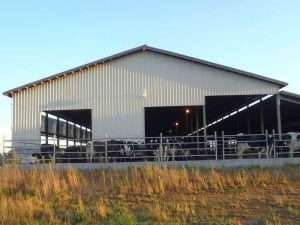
2, 132, 300, 165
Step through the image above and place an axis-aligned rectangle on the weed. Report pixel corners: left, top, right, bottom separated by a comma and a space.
0, 165, 299, 224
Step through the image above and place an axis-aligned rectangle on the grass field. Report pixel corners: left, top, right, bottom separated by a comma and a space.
0, 164, 299, 225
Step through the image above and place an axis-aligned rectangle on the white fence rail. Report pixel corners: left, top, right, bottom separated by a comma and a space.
2, 132, 300, 165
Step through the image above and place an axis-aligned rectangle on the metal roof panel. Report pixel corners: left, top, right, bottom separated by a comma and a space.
3, 45, 288, 97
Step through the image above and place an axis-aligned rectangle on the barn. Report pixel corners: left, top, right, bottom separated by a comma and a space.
3, 45, 300, 163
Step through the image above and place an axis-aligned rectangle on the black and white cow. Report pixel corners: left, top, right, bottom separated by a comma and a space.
87, 140, 149, 162
281, 132, 300, 158
147, 137, 189, 161
235, 134, 271, 159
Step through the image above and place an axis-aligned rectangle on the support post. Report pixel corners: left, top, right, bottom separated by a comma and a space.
56, 118, 60, 149
247, 106, 251, 134
236, 110, 240, 134
45, 112, 49, 145
185, 114, 189, 134
84, 128, 87, 144
276, 94, 282, 139
214, 131, 218, 160
52, 139, 56, 165
66, 120, 69, 148
73, 124, 76, 146
260, 100, 265, 134
222, 131, 225, 160
272, 129, 276, 158
203, 105, 208, 156
196, 107, 200, 151
265, 130, 269, 159
105, 134, 108, 163
190, 110, 194, 133
80, 126, 83, 147
203, 104, 207, 139
160, 132, 163, 162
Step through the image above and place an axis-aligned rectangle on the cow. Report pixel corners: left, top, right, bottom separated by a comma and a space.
86, 140, 136, 162
64, 145, 86, 163
21, 155, 39, 164
148, 137, 188, 162
32, 144, 67, 163
32, 144, 56, 163
171, 137, 192, 161
124, 141, 150, 162
146, 138, 160, 161
236, 134, 270, 159
120, 141, 145, 162
120, 142, 131, 160
86, 140, 109, 162
282, 132, 300, 158
86, 141, 95, 162
108, 140, 129, 162
147, 138, 169, 162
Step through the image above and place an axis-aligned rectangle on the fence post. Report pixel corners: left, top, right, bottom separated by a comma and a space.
222, 131, 225, 160
52, 137, 56, 165
214, 131, 218, 160
160, 132, 163, 163
272, 129, 276, 158
196, 130, 200, 152
265, 130, 269, 159
105, 135, 108, 163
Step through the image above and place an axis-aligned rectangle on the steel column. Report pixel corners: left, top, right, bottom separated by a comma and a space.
276, 94, 282, 138
56, 118, 60, 148
196, 107, 200, 151
203, 105, 207, 137
260, 100, 265, 134
45, 113, 49, 145
66, 120, 69, 148
222, 131, 225, 160
73, 124, 76, 146
247, 106, 251, 134
214, 131, 218, 160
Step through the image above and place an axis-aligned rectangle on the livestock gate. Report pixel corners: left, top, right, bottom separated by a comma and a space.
2, 131, 300, 167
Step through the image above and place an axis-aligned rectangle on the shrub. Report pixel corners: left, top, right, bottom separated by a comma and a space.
107, 206, 137, 225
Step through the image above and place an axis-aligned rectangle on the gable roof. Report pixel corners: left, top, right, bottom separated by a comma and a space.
3, 45, 288, 97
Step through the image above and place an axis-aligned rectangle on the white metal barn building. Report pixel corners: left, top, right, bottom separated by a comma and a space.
3, 45, 300, 154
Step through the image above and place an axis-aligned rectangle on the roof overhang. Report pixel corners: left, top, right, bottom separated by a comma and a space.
280, 91, 300, 105
3, 45, 288, 97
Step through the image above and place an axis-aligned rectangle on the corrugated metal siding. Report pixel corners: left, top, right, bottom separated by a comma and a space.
12, 51, 280, 141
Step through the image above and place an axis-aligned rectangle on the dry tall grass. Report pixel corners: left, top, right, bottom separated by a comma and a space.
0, 165, 299, 225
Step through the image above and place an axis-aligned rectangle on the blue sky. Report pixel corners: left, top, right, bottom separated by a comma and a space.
0, 0, 299, 138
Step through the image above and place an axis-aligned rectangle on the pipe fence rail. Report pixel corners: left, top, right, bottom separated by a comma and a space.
2, 132, 300, 165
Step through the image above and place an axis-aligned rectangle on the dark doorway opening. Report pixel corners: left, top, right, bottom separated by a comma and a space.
280, 94, 300, 132
205, 95, 264, 135
145, 106, 203, 137
40, 109, 92, 148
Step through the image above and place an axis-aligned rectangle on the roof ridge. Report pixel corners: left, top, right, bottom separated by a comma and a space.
3, 45, 288, 97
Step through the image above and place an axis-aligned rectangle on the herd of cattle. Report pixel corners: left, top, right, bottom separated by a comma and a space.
28, 132, 300, 164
